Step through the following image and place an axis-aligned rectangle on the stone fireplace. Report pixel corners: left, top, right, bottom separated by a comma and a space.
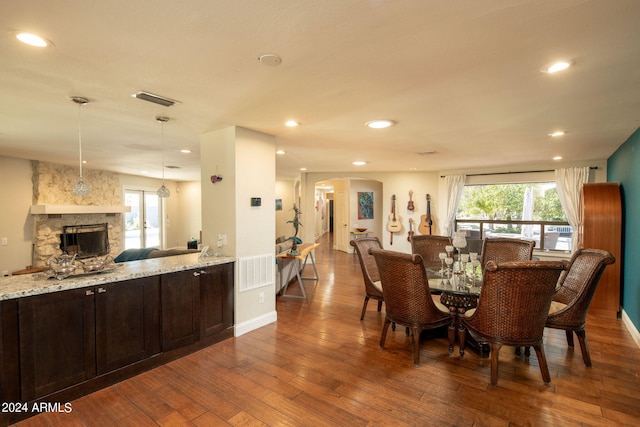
30, 161, 129, 267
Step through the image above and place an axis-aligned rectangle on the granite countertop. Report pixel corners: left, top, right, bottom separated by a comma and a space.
0, 253, 235, 301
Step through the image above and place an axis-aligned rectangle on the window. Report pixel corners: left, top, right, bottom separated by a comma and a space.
455, 183, 571, 251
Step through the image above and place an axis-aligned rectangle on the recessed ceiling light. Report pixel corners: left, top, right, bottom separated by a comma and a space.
366, 120, 394, 129
258, 53, 282, 66
285, 120, 299, 127
553, 156, 563, 161
352, 161, 368, 166
180, 149, 191, 154
300, 167, 307, 171
541, 60, 573, 74
276, 150, 286, 155
548, 131, 566, 137
13, 31, 53, 48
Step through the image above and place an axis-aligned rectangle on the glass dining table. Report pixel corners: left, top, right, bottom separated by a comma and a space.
426, 266, 489, 357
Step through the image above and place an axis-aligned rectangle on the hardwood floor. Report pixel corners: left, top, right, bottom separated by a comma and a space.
15, 233, 640, 426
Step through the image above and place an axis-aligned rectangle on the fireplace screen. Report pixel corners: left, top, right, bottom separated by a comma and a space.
60, 223, 110, 259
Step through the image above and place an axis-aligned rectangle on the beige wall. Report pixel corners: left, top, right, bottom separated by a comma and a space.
201, 126, 276, 331
0, 157, 35, 275
275, 179, 296, 240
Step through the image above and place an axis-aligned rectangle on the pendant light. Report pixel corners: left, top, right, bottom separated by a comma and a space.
156, 116, 171, 198
70, 96, 90, 196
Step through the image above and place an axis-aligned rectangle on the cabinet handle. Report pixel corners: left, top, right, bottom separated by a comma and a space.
98, 287, 107, 293
200, 270, 207, 275
193, 271, 201, 277
86, 290, 94, 296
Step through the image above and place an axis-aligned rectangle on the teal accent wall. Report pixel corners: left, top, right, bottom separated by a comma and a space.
608, 127, 640, 331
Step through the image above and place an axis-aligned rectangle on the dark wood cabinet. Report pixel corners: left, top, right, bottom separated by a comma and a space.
161, 270, 200, 350
19, 288, 96, 401
200, 263, 234, 339
1, 260, 233, 424
18, 277, 160, 401
161, 263, 235, 347
95, 278, 160, 374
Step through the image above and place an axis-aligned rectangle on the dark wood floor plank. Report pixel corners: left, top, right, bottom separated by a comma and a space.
12, 232, 640, 426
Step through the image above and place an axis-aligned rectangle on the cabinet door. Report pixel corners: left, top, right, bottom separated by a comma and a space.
95, 277, 160, 375
161, 270, 201, 351
19, 288, 96, 401
200, 263, 234, 338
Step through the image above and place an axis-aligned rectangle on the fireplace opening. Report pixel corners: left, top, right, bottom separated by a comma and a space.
60, 223, 110, 259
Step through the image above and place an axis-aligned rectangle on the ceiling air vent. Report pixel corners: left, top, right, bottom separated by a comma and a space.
417, 151, 438, 156
132, 91, 180, 107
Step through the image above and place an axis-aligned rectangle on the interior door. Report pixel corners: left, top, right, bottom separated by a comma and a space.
334, 189, 350, 253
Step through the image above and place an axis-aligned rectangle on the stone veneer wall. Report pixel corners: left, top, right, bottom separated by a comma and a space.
31, 161, 125, 266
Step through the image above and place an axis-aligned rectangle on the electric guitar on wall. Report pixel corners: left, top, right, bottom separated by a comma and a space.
387, 195, 402, 244
419, 194, 434, 235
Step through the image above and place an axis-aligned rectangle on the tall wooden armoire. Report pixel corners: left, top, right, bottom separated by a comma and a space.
580, 183, 622, 317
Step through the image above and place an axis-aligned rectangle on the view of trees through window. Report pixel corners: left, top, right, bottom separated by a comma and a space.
455, 183, 571, 251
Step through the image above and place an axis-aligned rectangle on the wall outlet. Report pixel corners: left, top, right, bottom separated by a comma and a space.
258, 292, 265, 304
1, 237, 7, 246
217, 234, 227, 248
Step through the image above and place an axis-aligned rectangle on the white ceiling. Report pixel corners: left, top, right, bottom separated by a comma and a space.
2, 1, 640, 182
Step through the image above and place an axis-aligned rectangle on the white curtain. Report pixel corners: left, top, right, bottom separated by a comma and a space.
443, 174, 466, 237
555, 167, 590, 252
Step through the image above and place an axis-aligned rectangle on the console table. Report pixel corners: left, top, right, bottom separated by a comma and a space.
276, 243, 320, 299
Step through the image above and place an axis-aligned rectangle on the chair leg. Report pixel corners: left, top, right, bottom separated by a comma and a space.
360, 296, 370, 320
411, 326, 421, 366
377, 300, 383, 312
379, 318, 392, 348
533, 344, 552, 385
490, 342, 502, 386
565, 330, 575, 348
575, 329, 592, 367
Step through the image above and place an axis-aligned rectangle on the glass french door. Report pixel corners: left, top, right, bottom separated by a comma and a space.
124, 190, 162, 249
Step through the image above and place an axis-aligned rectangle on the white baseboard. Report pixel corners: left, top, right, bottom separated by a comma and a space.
622, 309, 640, 348
234, 310, 278, 337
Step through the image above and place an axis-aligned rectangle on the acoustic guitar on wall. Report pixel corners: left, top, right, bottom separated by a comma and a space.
407, 218, 415, 242
407, 190, 415, 211
387, 194, 402, 244
419, 194, 434, 235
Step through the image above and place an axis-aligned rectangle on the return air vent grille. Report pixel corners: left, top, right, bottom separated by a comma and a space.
132, 91, 180, 107
238, 254, 274, 292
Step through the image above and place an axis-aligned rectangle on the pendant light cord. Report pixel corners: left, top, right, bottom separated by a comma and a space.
78, 102, 84, 179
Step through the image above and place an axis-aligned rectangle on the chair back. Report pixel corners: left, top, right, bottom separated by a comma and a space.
350, 237, 383, 297
480, 237, 535, 271
549, 248, 615, 325
411, 234, 452, 270
467, 260, 566, 344
369, 248, 447, 326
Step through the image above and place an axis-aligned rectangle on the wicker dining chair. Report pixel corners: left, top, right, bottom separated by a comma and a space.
545, 248, 615, 367
411, 234, 452, 271
479, 237, 535, 271
460, 260, 567, 385
350, 237, 385, 320
369, 248, 453, 366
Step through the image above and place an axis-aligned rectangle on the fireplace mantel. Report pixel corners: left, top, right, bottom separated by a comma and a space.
30, 205, 131, 215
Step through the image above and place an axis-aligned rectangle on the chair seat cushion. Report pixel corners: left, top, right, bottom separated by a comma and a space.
431, 294, 451, 314
548, 300, 567, 315
373, 280, 383, 293
463, 308, 476, 318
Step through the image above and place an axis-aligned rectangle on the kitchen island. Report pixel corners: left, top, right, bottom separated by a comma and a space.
0, 253, 235, 426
